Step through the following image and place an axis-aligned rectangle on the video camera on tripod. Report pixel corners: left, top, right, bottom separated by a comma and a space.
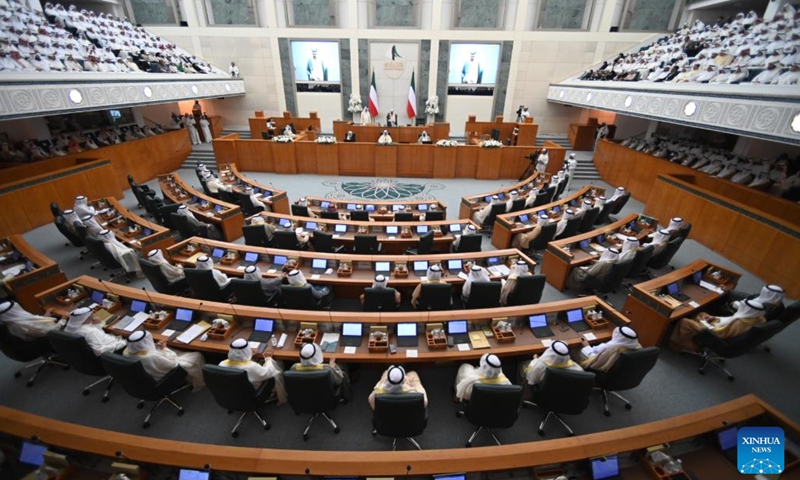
520, 149, 542, 181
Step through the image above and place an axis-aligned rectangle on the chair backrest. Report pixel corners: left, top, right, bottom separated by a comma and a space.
50, 201, 62, 218
455, 234, 483, 253
73, 221, 90, 242
157, 204, 181, 229
280, 285, 318, 310
351, 210, 370, 221
55, 216, 84, 247
184, 268, 227, 302
534, 367, 596, 415
291, 205, 311, 217
466, 281, 502, 309
320, 211, 339, 220
272, 230, 301, 250
578, 207, 600, 233
483, 203, 507, 228
694, 320, 783, 358
84, 236, 122, 269
594, 202, 615, 226
418, 283, 452, 311
600, 347, 660, 391
425, 211, 445, 221
555, 179, 567, 199
626, 245, 655, 279
394, 212, 413, 222
354, 234, 380, 254
506, 274, 546, 306
100, 352, 163, 400
230, 278, 272, 307
47, 330, 107, 376
530, 222, 558, 251
647, 236, 684, 269
674, 222, 693, 240
509, 198, 526, 213
235, 192, 264, 216
555, 215, 583, 240
243, 225, 271, 247
202, 364, 268, 411
777, 300, 800, 325
373, 393, 427, 438
283, 368, 339, 414
466, 383, 523, 429
311, 231, 336, 253
415, 230, 435, 254
363, 288, 398, 311
139, 258, 173, 293
532, 192, 551, 208
609, 192, 630, 214
170, 213, 206, 239
0, 323, 50, 363
594, 258, 634, 293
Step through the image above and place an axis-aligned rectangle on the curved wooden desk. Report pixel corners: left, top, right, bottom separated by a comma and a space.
158, 174, 244, 242
248, 212, 480, 255
540, 213, 658, 291
332, 121, 450, 143
459, 172, 551, 219
248, 113, 321, 140
622, 259, 742, 347
86, 197, 174, 255
303, 197, 448, 222
490, 186, 607, 249
1, 395, 795, 475
217, 164, 290, 215
0, 235, 67, 312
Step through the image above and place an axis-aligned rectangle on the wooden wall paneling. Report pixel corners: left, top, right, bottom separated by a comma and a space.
295, 142, 319, 174
517, 123, 538, 146
249, 117, 265, 139
397, 145, 433, 178
476, 148, 500, 180
240, 140, 275, 172
760, 233, 800, 296
433, 147, 457, 178
375, 146, 398, 177
212, 134, 241, 167
1, 190, 36, 235
455, 146, 479, 178
719, 214, 776, 278
316, 144, 339, 176
338, 144, 376, 176
271, 142, 298, 174
498, 148, 528, 179
0, 157, 78, 186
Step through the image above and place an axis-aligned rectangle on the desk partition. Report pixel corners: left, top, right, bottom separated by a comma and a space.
218, 164, 290, 215
622, 259, 741, 347
85, 197, 174, 255
541, 213, 658, 291
304, 197, 447, 222
459, 172, 551, 219
0, 235, 67, 312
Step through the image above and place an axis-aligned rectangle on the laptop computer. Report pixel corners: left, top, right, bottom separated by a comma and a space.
214, 205, 223, 213
19, 441, 47, 466
375, 261, 391, 274
692, 270, 704, 285
595, 233, 611, 248
578, 239, 593, 253
386, 225, 399, 235
416, 225, 429, 235
346, 203, 357, 211
413, 260, 429, 276
305, 221, 318, 231
130, 299, 148, 314
309, 258, 328, 274
270, 254, 288, 270
552, 205, 561, 214
179, 469, 210, 480
365, 204, 376, 212
142, 227, 153, 237
591, 455, 620, 480
483, 196, 492, 203
210, 248, 225, 263
396, 322, 418, 347
334, 224, 347, 234
497, 193, 506, 200
167, 308, 193, 331
486, 257, 501, 267
392, 204, 404, 212
566, 308, 591, 332
449, 224, 462, 234
248, 318, 274, 343
91, 290, 105, 305
320, 201, 331, 209
242, 251, 259, 267
717, 426, 739, 464
518, 214, 529, 224
191, 195, 199, 204
628, 220, 641, 233
447, 259, 463, 273
278, 218, 292, 228
665, 282, 690, 302
340, 322, 363, 347
528, 314, 554, 338
448, 320, 469, 344
418, 204, 428, 211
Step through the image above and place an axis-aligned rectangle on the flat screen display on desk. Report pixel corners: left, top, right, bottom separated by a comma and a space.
179, 469, 210, 480
375, 261, 391, 273
143, 227, 153, 236
386, 226, 399, 235
342, 323, 362, 336
591, 456, 619, 480
529, 314, 547, 328
91, 290, 105, 304
416, 225, 429, 235
254, 318, 274, 332
566, 309, 583, 323
346, 204, 357, 211
666, 282, 680, 296
211, 248, 225, 259
718, 426, 738, 450
19, 441, 47, 466
434, 473, 466, 480
272, 255, 288, 266
279, 218, 292, 228
214, 205, 223, 213
320, 201, 330, 209
175, 308, 193, 322
692, 271, 703, 284
418, 204, 428, 211
130, 300, 147, 313
413, 260, 429, 272
335, 224, 347, 233
392, 205, 404, 212
448, 320, 468, 334
306, 222, 318, 230
397, 322, 417, 337
365, 204, 376, 211
311, 258, 327, 270
244, 252, 259, 263
447, 259, 463, 271
579, 239, 590, 249
518, 214, 529, 223
448, 43, 500, 85
450, 224, 462, 233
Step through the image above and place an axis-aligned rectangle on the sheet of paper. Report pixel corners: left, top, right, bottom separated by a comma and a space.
113, 315, 134, 330
405, 349, 418, 358
388, 236, 396, 240
457, 272, 469, 280
176, 321, 210, 344
2, 264, 25, 276
321, 333, 340, 344
583, 332, 597, 341
698, 280, 723, 294
343, 346, 357, 354
420, 276, 428, 282
249, 341, 261, 350
236, 266, 246, 271
542, 339, 553, 347
332, 234, 340, 239
123, 316, 148, 332
133, 312, 150, 321
688, 300, 701, 308
267, 269, 277, 274
488, 265, 510, 276
161, 329, 175, 337
457, 343, 470, 351
311, 274, 321, 280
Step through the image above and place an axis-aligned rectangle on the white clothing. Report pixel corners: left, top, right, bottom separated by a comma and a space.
0, 301, 59, 341
462, 266, 491, 299
186, 119, 201, 145
455, 354, 510, 402
525, 342, 582, 386
200, 118, 212, 144
124, 331, 205, 390
147, 249, 185, 283
196, 256, 230, 288
69, 324, 126, 356
99, 231, 143, 277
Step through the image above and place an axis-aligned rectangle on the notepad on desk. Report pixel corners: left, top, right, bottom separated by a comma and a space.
699, 280, 724, 294
469, 331, 490, 349
186, 252, 205, 264
406, 349, 418, 358
176, 321, 211, 344
583, 332, 597, 341
343, 346, 357, 355
457, 272, 469, 280
122, 312, 149, 331
488, 265, 510, 276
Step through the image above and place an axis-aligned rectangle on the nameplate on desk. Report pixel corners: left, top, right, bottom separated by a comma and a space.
406, 349, 418, 358
343, 346, 357, 354
698, 280, 724, 294
688, 300, 700, 308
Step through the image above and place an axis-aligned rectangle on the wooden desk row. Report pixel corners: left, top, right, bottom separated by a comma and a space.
218, 163, 290, 215
248, 112, 321, 140
459, 172, 551, 219
491, 185, 607, 249
465, 115, 538, 147
85, 197, 174, 255
158, 173, 244, 242
332, 121, 450, 143
303, 196, 447, 222
249, 212, 480, 255
0, 235, 67, 312
540, 213, 659, 291
623, 259, 742, 348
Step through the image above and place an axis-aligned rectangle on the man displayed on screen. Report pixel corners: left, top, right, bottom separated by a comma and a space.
306, 48, 328, 82
461, 50, 483, 84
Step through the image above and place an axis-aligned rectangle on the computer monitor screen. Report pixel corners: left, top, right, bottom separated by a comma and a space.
254, 318, 274, 332
413, 260, 429, 272
569, 199, 578, 206
718, 427, 738, 451
273, 255, 288, 266
579, 239, 590, 249
392, 205, 403, 212
536, 210, 545, 217
179, 469, 210, 480
418, 204, 428, 211
320, 201, 330, 209
175, 308, 193, 322
211, 248, 225, 258
312, 258, 327, 270
433, 474, 466, 480
279, 218, 292, 228
596, 234, 605, 243
450, 224, 462, 233
529, 314, 547, 328
591, 456, 619, 480
245, 252, 259, 263
448, 259, 463, 271
347, 203, 357, 211
497, 193, 505, 200
693, 271, 703, 284
91, 290, 105, 304
484, 196, 492, 203
19, 441, 47, 466
375, 261, 391, 273
628, 221, 636, 229
143, 228, 153, 236
553, 205, 561, 214
667, 282, 679, 295
365, 204, 376, 211
252, 187, 261, 194
335, 224, 347, 233
397, 323, 417, 337
386, 226, 399, 235
306, 222, 318, 230
417, 225, 429, 234
448, 320, 468, 334
130, 300, 147, 313
519, 214, 529, 223
214, 205, 223, 213
342, 323, 362, 336
566, 309, 583, 323
191, 195, 199, 203
487, 257, 499, 266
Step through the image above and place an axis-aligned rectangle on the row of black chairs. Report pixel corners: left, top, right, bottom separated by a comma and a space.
292, 204, 446, 222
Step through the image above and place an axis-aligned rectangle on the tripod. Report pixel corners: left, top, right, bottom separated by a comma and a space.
519, 149, 541, 181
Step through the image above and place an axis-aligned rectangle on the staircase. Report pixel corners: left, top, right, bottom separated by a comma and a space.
534, 135, 572, 148
180, 128, 251, 170
572, 155, 601, 181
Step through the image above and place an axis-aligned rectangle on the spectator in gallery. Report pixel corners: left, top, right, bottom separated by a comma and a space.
229, 61, 239, 78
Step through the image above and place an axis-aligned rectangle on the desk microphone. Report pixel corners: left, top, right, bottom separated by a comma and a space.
98, 278, 122, 300
406, 465, 411, 476
115, 451, 131, 461
228, 300, 241, 321
203, 464, 211, 471
141, 287, 158, 312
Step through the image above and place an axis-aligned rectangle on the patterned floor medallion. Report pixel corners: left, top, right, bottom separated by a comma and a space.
322, 178, 444, 200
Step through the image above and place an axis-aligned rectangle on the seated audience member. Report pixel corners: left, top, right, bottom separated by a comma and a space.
175, 204, 222, 240
220, 338, 286, 403
244, 186, 270, 212
243, 265, 283, 298
665, 217, 684, 233
290, 342, 350, 400
454, 353, 511, 402
249, 215, 276, 242
368, 365, 428, 410
147, 248, 185, 282
649, 229, 672, 257
195, 255, 231, 288
0, 300, 61, 340
124, 330, 205, 391
378, 130, 393, 144
64, 306, 126, 356
566, 247, 620, 292
73, 195, 95, 217
472, 194, 502, 225
461, 264, 491, 303
618, 236, 640, 263
451, 224, 479, 252
98, 230, 144, 278
286, 269, 332, 307
344, 130, 356, 142
411, 264, 449, 309
607, 186, 626, 203
505, 190, 520, 211
579, 326, 642, 371
80, 214, 103, 236
203, 172, 231, 194
359, 274, 401, 306
500, 260, 532, 306
723, 284, 785, 319
511, 214, 551, 251
521, 340, 584, 389
670, 299, 766, 352
417, 131, 431, 144
555, 208, 579, 237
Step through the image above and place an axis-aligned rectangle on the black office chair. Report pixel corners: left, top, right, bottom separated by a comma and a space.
578, 207, 600, 233
170, 213, 210, 239
372, 393, 427, 450
687, 320, 782, 381
394, 212, 413, 221
505, 274, 546, 306
583, 258, 634, 298
647, 236, 684, 271
405, 230, 434, 255
311, 231, 344, 253
464, 281, 502, 309
425, 211, 445, 221
363, 288, 399, 311
230, 278, 278, 307
291, 205, 311, 217
139, 258, 190, 295
100, 353, 189, 428
184, 268, 231, 302
625, 245, 655, 281
453, 234, 482, 253
243, 224, 272, 248
458, 383, 523, 447
234, 192, 265, 217
50, 201, 62, 218
607, 193, 631, 220
554, 180, 567, 200
54, 216, 85, 249
508, 198, 526, 213
202, 364, 275, 437
281, 285, 328, 310
350, 210, 370, 221
590, 347, 660, 416
532, 192, 551, 208
0, 324, 66, 387
482, 203, 507, 231
320, 211, 339, 220
527, 222, 558, 258
593, 202, 615, 225
527, 367, 595, 436
272, 230, 307, 251
83, 236, 130, 283
155, 203, 181, 229
415, 283, 452, 311
674, 222, 693, 240
283, 368, 341, 440
554, 215, 582, 240
354, 234, 382, 254
47, 330, 114, 401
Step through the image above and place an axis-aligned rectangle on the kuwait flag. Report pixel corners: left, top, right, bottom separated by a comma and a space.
407, 71, 417, 119
368, 71, 379, 117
